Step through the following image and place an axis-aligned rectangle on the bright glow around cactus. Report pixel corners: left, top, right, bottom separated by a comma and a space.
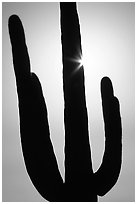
77, 55, 85, 68
69, 52, 86, 74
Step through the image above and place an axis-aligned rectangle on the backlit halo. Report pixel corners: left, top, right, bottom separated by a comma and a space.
69, 52, 85, 74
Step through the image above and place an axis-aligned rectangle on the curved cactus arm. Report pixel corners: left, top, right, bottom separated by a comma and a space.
94, 77, 122, 196
8, 15, 64, 201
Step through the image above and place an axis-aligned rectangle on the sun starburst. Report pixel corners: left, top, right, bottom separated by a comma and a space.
69, 52, 85, 74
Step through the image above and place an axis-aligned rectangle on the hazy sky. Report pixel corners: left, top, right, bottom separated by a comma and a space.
2, 2, 135, 202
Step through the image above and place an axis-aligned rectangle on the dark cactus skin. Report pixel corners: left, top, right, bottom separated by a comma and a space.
8, 2, 122, 202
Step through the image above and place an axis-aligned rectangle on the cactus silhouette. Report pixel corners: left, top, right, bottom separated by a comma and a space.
8, 2, 122, 202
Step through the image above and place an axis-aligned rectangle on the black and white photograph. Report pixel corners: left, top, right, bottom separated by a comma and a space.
2, 2, 135, 202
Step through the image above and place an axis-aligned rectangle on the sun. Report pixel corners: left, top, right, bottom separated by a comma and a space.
77, 56, 85, 69
69, 52, 85, 74
68, 47, 92, 77
73, 49, 93, 77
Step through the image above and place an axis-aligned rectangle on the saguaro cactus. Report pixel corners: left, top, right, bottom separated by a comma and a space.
8, 2, 122, 202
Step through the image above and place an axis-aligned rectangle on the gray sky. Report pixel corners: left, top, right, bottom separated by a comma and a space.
2, 2, 135, 202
